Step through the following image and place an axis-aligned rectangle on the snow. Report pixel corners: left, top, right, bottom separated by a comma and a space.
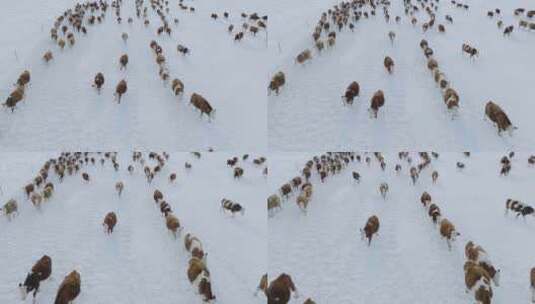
268, 0, 535, 151
0, 152, 267, 304
268, 152, 535, 303
0, 0, 269, 151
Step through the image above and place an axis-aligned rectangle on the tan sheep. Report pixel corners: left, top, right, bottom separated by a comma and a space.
166, 214, 182, 238
439, 218, 460, 250
103, 212, 118, 234
269, 71, 286, 95
54, 271, 81, 304
115, 80, 128, 103
485, 101, 513, 134
361, 215, 380, 246
369, 90, 385, 118
171, 79, 184, 96
296, 49, 312, 64
190, 93, 214, 119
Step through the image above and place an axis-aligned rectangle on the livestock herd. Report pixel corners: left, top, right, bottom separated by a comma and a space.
265, 151, 535, 304
2, 0, 268, 123
268, 0, 533, 135
2, 151, 268, 303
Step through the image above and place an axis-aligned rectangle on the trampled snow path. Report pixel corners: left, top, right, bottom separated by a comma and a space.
0, 0, 270, 150
0, 152, 267, 304
268, 152, 535, 303
268, 0, 535, 151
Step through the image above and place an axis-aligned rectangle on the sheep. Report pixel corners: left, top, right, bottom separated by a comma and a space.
233, 167, 244, 179
266, 273, 299, 304
254, 274, 268, 296
185, 233, 206, 260
296, 194, 309, 213
485, 101, 514, 134
43, 51, 53, 63
268, 71, 286, 95
103, 212, 118, 234
388, 31, 396, 44
221, 198, 244, 215
443, 88, 459, 110
115, 80, 128, 103
315, 40, 325, 52
171, 78, 184, 96
43, 186, 53, 200
168, 173, 177, 183
31, 193, 43, 209
190, 93, 214, 119
384, 56, 394, 74
121, 32, 128, 43
228, 24, 234, 32
504, 25, 514, 36
465, 242, 501, 286
464, 261, 493, 304
427, 58, 438, 71
439, 218, 460, 250
4, 86, 25, 112
343, 81, 360, 105
352, 171, 360, 183
379, 182, 388, 199
2, 199, 18, 220
19, 255, 52, 301
327, 36, 336, 47
531, 267, 535, 303
280, 183, 292, 198
115, 181, 124, 197
462, 43, 478, 58
432, 171, 438, 183
166, 214, 182, 238
58, 39, 66, 50
81, 172, 90, 182
154, 189, 164, 203
428, 204, 441, 223
119, 54, 129, 70
17, 70, 31, 87
296, 49, 312, 64
156, 54, 166, 65
93, 73, 105, 93
361, 215, 380, 246
177, 44, 190, 55
187, 257, 216, 302
268, 194, 282, 216
303, 299, 316, 304
420, 191, 432, 207
369, 90, 385, 118
291, 176, 302, 188
457, 162, 465, 169
234, 32, 244, 41
54, 270, 81, 304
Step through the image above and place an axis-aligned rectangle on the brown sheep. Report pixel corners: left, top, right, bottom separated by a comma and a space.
187, 257, 216, 302
428, 204, 441, 224
269, 72, 286, 95
384, 56, 394, 74
19, 255, 52, 301
115, 80, 128, 103
93, 73, 105, 93
432, 171, 438, 183
234, 167, 244, 179
54, 270, 81, 304
296, 194, 309, 213
343, 81, 360, 105
369, 90, 385, 118
268, 194, 282, 216
103, 212, 118, 234
171, 79, 184, 96
154, 189, 164, 202
221, 198, 245, 215
438, 24, 446, 32
427, 58, 438, 71
166, 214, 182, 238
361, 215, 380, 246
296, 49, 312, 64
185, 233, 206, 260
315, 40, 324, 52
4, 85, 25, 112
280, 183, 292, 198
43, 51, 53, 63
465, 241, 487, 262
31, 193, 43, 209
443, 88, 459, 110
119, 54, 129, 70
115, 181, 124, 197
266, 273, 298, 304
82, 172, 90, 182
169, 173, 177, 182
379, 182, 388, 199
485, 101, 513, 134
303, 299, 316, 304
420, 191, 432, 207
439, 218, 460, 250
17, 70, 31, 87
190, 93, 214, 119
24, 183, 35, 198
464, 261, 493, 304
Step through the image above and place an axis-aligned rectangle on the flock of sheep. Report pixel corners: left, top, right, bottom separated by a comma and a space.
1, 151, 269, 303
266, 0, 532, 136
264, 151, 535, 304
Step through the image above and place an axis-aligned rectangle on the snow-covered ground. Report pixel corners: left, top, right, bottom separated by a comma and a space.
0, 152, 267, 304
268, 0, 535, 151
268, 152, 535, 303
0, 0, 270, 151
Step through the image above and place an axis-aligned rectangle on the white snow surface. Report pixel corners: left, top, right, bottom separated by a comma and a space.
268, 0, 535, 151
0, 0, 269, 151
0, 152, 267, 304
268, 152, 535, 303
